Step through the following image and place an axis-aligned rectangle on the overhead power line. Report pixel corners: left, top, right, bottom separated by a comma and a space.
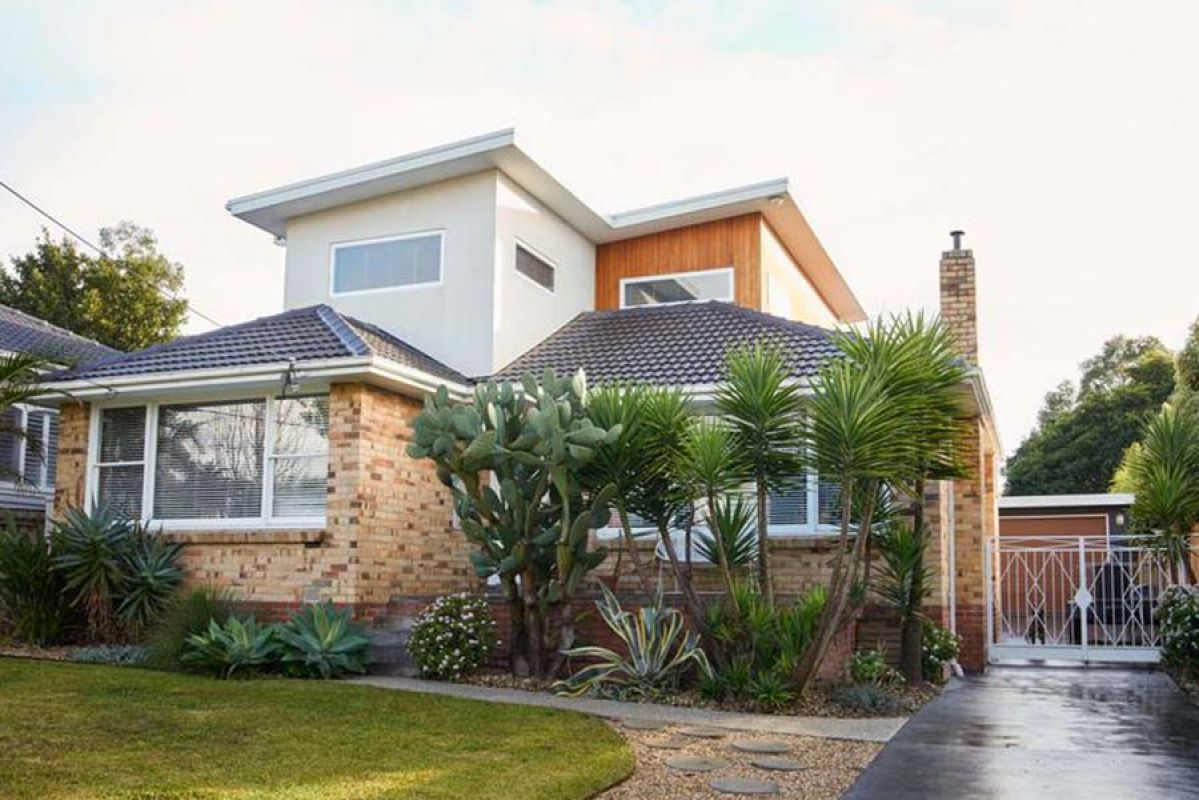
0, 178, 224, 329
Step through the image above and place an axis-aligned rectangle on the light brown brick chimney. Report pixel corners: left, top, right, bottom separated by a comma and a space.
939, 230, 978, 363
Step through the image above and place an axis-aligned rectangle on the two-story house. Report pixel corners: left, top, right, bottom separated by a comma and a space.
42, 130, 1001, 671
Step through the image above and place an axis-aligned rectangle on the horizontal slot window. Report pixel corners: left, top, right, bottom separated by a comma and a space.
622, 268, 733, 307
332, 232, 442, 294
515, 243, 555, 292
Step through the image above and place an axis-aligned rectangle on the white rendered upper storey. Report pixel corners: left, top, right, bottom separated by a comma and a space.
227, 129, 865, 378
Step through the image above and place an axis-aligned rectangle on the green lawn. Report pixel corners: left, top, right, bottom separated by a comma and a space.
0, 659, 633, 800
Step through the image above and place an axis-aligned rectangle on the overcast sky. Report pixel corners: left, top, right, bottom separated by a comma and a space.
2, 0, 1197, 457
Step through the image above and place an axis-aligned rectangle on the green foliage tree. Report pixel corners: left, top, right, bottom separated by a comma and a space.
716, 343, 805, 605
0, 223, 188, 351
1007, 335, 1175, 495
1124, 404, 1199, 583
406, 372, 619, 678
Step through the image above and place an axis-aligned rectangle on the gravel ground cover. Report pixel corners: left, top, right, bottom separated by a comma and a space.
599, 721, 881, 799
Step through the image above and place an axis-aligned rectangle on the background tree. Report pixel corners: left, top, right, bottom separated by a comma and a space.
1006, 335, 1174, 494
716, 343, 805, 605
0, 222, 188, 351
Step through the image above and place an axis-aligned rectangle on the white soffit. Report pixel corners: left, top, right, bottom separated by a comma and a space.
999, 493, 1136, 510
226, 129, 866, 321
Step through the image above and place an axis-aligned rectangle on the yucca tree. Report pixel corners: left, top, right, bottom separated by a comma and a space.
716, 343, 805, 605
696, 493, 758, 571
678, 419, 746, 609
792, 339, 920, 694
838, 314, 970, 682
584, 384, 656, 597
1127, 404, 1199, 584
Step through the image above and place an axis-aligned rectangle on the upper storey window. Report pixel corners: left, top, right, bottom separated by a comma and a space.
515, 242, 555, 293
331, 231, 443, 295
620, 268, 734, 308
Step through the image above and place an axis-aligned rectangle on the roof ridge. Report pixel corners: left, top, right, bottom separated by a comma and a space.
316, 305, 370, 356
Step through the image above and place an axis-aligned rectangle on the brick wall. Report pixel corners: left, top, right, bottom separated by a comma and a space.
51, 384, 478, 629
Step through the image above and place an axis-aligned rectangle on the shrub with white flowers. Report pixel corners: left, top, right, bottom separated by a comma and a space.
408, 593, 497, 680
1160, 585, 1199, 678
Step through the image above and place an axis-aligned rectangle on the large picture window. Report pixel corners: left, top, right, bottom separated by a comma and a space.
331, 231, 443, 295
93, 394, 329, 527
621, 268, 734, 308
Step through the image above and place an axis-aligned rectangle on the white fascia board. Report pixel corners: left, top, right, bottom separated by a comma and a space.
608, 178, 790, 232
999, 493, 1135, 510
37, 356, 472, 405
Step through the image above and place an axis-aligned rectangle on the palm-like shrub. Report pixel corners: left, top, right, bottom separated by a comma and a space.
277, 601, 371, 679
0, 523, 74, 644
696, 494, 758, 570
51, 504, 133, 640
182, 615, 280, 679
553, 584, 711, 699
1126, 405, 1199, 583
717, 343, 806, 604
117, 525, 184, 637
408, 593, 497, 680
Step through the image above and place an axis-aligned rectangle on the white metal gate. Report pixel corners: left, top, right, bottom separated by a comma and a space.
987, 536, 1178, 664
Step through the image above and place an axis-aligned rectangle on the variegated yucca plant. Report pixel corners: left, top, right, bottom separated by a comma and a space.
552, 583, 711, 698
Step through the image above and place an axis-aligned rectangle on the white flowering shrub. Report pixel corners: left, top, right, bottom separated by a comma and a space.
408, 593, 497, 680
1160, 585, 1199, 678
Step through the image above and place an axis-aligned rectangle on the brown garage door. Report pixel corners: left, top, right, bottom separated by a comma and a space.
1000, 514, 1107, 537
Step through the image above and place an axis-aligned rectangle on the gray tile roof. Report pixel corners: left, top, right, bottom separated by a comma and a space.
0, 304, 117, 366
493, 301, 838, 386
44, 304, 467, 384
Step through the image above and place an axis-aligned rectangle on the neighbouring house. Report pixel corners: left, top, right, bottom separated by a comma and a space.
0, 303, 116, 533
999, 493, 1134, 544
38, 130, 1002, 671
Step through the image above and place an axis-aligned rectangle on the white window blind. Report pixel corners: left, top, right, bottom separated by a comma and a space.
332, 232, 442, 294
0, 407, 22, 481
767, 486, 809, 528
97, 407, 146, 518
271, 396, 329, 518
817, 479, 841, 526
154, 401, 265, 520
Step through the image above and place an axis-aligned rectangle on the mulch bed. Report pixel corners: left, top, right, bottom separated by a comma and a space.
459, 669, 938, 718
0, 643, 81, 661
598, 721, 880, 799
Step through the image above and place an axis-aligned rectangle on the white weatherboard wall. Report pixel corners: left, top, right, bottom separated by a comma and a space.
283, 172, 497, 377
760, 220, 838, 328
493, 173, 596, 370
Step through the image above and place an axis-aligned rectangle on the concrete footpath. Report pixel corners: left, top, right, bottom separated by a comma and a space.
349, 675, 905, 742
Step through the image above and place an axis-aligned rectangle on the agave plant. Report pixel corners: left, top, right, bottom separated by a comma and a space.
696, 494, 758, 570
51, 504, 134, 640
552, 583, 710, 698
182, 615, 280, 679
276, 601, 371, 679
117, 524, 184, 637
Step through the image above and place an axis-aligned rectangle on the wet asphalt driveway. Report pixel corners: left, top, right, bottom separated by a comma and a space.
843, 666, 1199, 799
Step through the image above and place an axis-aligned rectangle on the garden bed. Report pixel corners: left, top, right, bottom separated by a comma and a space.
458, 669, 938, 718
599, 720, 880, 799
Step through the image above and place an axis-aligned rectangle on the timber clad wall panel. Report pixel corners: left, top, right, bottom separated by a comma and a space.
595, 214, 763, 311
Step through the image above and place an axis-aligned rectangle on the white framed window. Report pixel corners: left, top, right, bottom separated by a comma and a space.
514, 240, 556, 293
0, 405, 60, 493
766, 471, 841, 535
330, 230, 443, 296
90, 394, 329, 529
620, 267, 734, 308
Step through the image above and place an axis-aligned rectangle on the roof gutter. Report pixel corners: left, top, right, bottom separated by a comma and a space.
34, 356, 473, 404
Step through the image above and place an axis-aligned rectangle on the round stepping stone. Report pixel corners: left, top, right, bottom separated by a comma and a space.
751, 757, 808, 772
730, 740, 791, 754
643, 738, 688, 750
620, 719, 664, 731
710, 777, 780, 795
677, 725, 727, 739
665, 756, 729, 773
